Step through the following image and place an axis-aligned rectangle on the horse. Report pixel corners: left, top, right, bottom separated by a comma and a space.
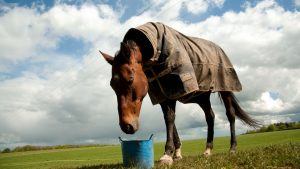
100, 22, 259, 165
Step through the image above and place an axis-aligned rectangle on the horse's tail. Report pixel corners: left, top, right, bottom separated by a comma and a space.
219, 91, 261, 128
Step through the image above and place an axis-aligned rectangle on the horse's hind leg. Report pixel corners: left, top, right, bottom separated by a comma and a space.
220, 92, 237, 153
196, 92, 215, 156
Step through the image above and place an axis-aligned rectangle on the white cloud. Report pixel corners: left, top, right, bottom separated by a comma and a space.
184, 0, 225, 15
211, 0, 225, 8
146, 0, 225, 20
154, 0, 184, 20
250, 92, 287, 113
185, 0, 209, 15
44, 4, 122, 41
0, 7, 56, 62
0, 3, 123, 72
294, 0, 300, 7
194, 0, 300, 70
0, 133, 20, 144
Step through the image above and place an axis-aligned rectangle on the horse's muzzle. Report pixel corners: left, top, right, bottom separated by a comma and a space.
120, 122, 138, 134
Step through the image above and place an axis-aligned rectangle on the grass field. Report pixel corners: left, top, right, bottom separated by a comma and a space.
0, 129, 299, 169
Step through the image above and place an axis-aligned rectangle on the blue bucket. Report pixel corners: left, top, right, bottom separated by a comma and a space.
119, 134, 154, 168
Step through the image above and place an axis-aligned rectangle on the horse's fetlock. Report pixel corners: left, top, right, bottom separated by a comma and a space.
174, 142, 181, 150
206, 142, 213, 149
165, 145, 175, 155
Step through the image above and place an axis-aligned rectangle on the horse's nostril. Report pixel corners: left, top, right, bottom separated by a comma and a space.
126, 124, 133, 132
121, 124, 135, 134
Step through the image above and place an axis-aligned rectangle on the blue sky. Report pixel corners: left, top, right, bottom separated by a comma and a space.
2, 0, 298, 20
0, 0, 300, 150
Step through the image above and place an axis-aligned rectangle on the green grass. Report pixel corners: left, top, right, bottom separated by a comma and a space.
0, 129, 299, 169
161, 143, 300, 169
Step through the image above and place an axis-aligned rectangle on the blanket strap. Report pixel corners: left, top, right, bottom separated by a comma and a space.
148, 68, 170, 98
147, 68, 171, 82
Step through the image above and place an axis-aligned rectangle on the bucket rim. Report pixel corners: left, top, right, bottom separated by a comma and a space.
119, 134, 154, 142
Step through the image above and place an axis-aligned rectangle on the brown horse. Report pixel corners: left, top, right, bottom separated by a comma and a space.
101, 22, 259, 165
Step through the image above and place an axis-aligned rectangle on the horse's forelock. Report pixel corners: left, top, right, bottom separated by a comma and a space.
113, 50, 130, 66
114, 40, 137, 66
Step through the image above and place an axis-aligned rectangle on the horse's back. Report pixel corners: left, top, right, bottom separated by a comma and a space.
125, 22, 242, 105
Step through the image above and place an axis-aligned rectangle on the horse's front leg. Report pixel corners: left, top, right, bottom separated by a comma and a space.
159, 100, 176, 165
173, 124, 182, 161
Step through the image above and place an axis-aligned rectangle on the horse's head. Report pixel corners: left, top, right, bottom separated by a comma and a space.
100, 41, 148, 134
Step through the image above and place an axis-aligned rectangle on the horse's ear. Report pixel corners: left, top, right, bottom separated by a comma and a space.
99, 51, 114, 65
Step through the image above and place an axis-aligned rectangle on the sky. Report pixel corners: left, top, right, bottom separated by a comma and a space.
0, 0, 299, 150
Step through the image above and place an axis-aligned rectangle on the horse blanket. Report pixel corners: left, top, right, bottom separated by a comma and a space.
124, 22, 242, 105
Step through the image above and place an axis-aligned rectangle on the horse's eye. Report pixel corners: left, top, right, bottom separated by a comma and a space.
113, 74, 120, 81
110, 74, 119, 88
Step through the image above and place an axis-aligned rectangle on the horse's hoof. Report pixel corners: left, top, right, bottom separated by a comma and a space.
173, 148, 183, 161
173, 154, 183, 161
229, 149, 236, 154
159, 154, 173, 165
203, 148, 212, 157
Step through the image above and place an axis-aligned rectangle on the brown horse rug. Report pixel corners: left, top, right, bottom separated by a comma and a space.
123, 22, 242, 105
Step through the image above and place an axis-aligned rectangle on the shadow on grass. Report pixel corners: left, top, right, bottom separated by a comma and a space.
76, 161, 161, 169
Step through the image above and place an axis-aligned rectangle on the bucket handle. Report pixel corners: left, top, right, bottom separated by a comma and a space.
149, 134, 154, 140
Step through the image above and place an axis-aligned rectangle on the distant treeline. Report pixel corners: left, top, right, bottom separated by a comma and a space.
1, 144, 110, 153
2, 122, 300, 153
245, 121, 300, 134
